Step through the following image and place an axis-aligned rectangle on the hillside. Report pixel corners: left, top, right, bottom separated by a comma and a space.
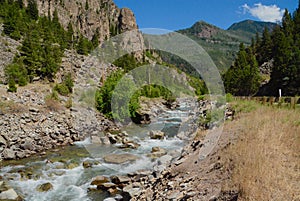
177, 20, 277, 71
228, 19, 277, 34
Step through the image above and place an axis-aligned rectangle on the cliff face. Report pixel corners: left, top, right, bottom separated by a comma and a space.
0, 0, 141, 83
23, 0, 137, 41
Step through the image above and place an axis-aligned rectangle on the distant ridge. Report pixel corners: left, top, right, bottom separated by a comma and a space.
228, 20, 278, 34
176, 20, 278, 71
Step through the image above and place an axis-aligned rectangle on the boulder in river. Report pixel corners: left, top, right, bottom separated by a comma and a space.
97, 182, 116, 190
110, 175, 131, 184
0, 188, 22, 201
149, 130, 165, 140
91, 176, 110, 186
149, 147, 167, 158
82, 160, 99, 168
103, 154, 139, 164
0, 181, 23, 201
36, 182, 53, 192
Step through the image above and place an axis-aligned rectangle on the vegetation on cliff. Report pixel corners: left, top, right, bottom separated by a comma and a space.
0, 0, 94, 91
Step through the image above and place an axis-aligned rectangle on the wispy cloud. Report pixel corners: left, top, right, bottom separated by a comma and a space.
242, 3, 284, 22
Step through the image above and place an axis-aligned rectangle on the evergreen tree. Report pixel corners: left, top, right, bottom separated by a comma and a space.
26, 0, 38, 20
257, 27, 273, 64
17, 0, 24, 9
91, 28, 100, 48
66, 22, 74, 49
224, 43, 261, 96
76, 34, 93, 55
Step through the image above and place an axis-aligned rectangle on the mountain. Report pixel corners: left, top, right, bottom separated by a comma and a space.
177, 20, 277, 72
228, 20, 277, 35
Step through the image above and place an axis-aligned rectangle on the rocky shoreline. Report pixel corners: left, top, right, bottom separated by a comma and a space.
0, 83, 119, 161
87, 126, 237, 201
84, 99, 235, 201
0, 92, 234, 201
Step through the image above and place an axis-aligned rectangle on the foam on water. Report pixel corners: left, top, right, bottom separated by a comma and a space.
0, 99, 197, 201
74, 137, 92, 147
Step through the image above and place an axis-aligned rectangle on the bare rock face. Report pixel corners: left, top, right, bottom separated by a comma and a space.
119, 8, 138, 32
23, 0, 138, 42
0, 26, 21, 84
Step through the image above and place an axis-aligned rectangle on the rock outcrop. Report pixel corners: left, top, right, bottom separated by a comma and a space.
23, 0, 138, 42
0, 26, 21, 83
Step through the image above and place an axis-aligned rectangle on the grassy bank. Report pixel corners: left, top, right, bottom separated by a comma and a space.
222, 100, 300, 200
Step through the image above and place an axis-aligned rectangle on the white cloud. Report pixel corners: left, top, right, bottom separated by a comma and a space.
242, 3, 284, 22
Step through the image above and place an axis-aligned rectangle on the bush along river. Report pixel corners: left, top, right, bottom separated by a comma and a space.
0, 98, 204, 201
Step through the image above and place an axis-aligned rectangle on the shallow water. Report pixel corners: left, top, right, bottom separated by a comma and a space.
0, 99, 198, 201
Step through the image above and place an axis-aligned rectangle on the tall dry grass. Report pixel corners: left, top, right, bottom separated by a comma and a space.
223, 104, 300, 201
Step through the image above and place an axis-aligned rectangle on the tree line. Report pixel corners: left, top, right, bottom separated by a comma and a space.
0, 0, 97, 91
224, 2, 300, 96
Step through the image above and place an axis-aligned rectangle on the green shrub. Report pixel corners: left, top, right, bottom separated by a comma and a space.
5, 63, 28, 86
53, 73, 74, 96
226, 93, 234, 102
63, 73, 74, 93
54, 83, 69, 96
7, 79, 17, 92
95, 70, 124, 118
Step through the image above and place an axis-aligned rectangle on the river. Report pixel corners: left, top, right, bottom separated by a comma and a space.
0, 98, 198, 201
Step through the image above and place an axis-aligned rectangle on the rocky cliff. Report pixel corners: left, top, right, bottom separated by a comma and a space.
0, 0, 140, 160
23, 0, 137, 41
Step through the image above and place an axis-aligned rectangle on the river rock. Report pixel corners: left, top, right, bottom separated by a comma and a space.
100, 136, 111, 145
149, 147, 167, 158
36, 182, 53, 192
0, 135, 7, 146
97, 182, 116, 190
91, 136, 101, 144
29, 107, 39, 113
110, 175, 131, 184
149, 130, 165, 140
103, 154, 139, 164
20, 138, 35, 150
67, 163, 79, 169
157, 154, 173, 166
118, 141, 140, 149
82, 160, 99, 168
107, 133, 119, 144
2, 148, 16, 160
0, 188, 21, 201
122, 185, 141, 198
91, 176, 110, 186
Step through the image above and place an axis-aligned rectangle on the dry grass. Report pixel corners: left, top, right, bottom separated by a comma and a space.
44, 98, 65, 112
0, 100, 26, 114
222, 103, 300, 201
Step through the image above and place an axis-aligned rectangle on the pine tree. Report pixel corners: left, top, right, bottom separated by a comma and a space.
224, 43, 261, 96
91, 28, 100, 48
258, 27, 273, 64
26, 0, 38, 20
17, 0, 23, 9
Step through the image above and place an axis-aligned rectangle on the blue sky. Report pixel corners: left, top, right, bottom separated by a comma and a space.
114, 0, 299, 30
